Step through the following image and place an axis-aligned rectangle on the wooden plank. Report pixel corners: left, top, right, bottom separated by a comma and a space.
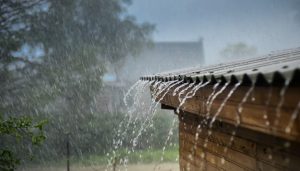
256, 144, 300, 171
179, 121, 257, 157
180, 131, 246, 171
156, 84, 300, 142
256, 161, 282, 171
180, 127, 300, 170
180, 132, 257, 170
181, 158, 205, 171
179, 112, 300, 171
206, 163, 221, 171
205, 152, 244, 171
180, 141, 244, 171
155, 84, 300, 109
179, 111, 300, 154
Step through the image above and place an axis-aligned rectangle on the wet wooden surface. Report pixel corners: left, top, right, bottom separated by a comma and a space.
154, 83, 300, 142
150, 82, 300, 170
178, 112, 300, 171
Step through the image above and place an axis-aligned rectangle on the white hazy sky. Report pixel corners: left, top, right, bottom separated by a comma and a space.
128, 0, 300, 64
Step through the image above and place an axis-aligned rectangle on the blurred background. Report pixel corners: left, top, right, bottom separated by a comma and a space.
0, 0, 299, 170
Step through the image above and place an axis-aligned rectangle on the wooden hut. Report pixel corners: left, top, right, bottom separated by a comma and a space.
141, 48, 300, 171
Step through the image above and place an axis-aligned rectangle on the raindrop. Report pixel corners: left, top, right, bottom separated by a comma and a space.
221, 157, 225, 165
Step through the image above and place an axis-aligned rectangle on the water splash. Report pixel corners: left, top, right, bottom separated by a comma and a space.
209, 82, 241, 128
116, 81, 151, 146
203, 81, 236, 149
273, 79, 290, 131
178, 82, 196, 102
205, 82, 228, 120
151, 81, 164, 97
185, 81, 210, 99
109, 74, 298, 171
173, 82, 189, 96
123, 80, 142, 108
154, 80, 178, 101
158, 80, 183, 102
285, 100, 300, 134
130, 80, 182, 153
175, 82, 196, 113
191, 123, 206, 165
106, 80, 153, 170
176, 81, 210, 113
261, 87, 273, 129
158, 117, 177, 164
224, 83, 254, 153
236, 84, 255, 126
205, 82, 221, 119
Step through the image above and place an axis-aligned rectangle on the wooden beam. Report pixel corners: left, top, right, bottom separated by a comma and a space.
152, 84, 300, 142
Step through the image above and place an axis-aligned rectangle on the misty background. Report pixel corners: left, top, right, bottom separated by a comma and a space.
129, 0, 300, 64
1, 0, 299, 170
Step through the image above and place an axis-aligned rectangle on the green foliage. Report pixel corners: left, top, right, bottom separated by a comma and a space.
0, 115, 47, 170
139, 111, 178, 149
0, 0, 153, 162
0, 150, 19, 171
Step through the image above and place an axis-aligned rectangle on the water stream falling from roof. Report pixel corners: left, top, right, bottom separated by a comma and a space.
205, 82, 221, 119
105, 65, 300, 170
202, 81, 232, 156
178, 82, 196, 102
159, 117, 177, 162
261, 86, 273, 129
273, 79, 290, 131
223, 83, 255, 154
130, 48, 300, 170
209, 81, 241, 128
130, 81, 175, 149
285, 101, 300, 134
173, 82, 189, 96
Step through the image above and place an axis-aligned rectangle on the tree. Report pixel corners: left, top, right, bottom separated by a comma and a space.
220, 42, 257, 59
0, 1, 48, 169
0, 0, 154, 162
0, 0, 46, 61
0, 0, 46, 96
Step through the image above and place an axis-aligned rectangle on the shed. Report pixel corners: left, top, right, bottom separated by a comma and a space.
141, 48, 300, 171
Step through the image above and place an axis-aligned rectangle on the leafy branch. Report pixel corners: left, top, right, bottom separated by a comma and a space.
0, 114, 48, 171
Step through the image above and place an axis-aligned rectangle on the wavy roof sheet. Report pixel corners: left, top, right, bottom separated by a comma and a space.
140, 47, 300, 86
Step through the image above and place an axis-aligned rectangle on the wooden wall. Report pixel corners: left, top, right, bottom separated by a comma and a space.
157, 84, 300, 142
152, 80, 300, 170
178, 111, 300, 171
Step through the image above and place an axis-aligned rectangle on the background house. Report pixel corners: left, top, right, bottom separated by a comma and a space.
119, 39, 205, 82
101, 39, 205, 113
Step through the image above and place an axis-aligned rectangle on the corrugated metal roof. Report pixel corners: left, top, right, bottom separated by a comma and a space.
140, 47, 300, 86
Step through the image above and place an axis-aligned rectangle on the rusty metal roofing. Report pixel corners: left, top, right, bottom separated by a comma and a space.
140, 47, 300, 86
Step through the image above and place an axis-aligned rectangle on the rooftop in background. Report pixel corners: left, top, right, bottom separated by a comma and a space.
141, 47, 300, 86
120, 40, 204, 82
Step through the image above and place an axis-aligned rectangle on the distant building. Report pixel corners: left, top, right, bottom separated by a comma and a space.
120, 39, 205, 82
100, 39, 205, 113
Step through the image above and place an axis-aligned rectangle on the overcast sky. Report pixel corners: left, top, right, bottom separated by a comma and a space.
128, 0, 300, 64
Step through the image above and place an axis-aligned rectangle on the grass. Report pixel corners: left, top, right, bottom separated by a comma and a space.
23, 146, 179, 169
121, 147, 178, 164
71, 146, 179, 166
